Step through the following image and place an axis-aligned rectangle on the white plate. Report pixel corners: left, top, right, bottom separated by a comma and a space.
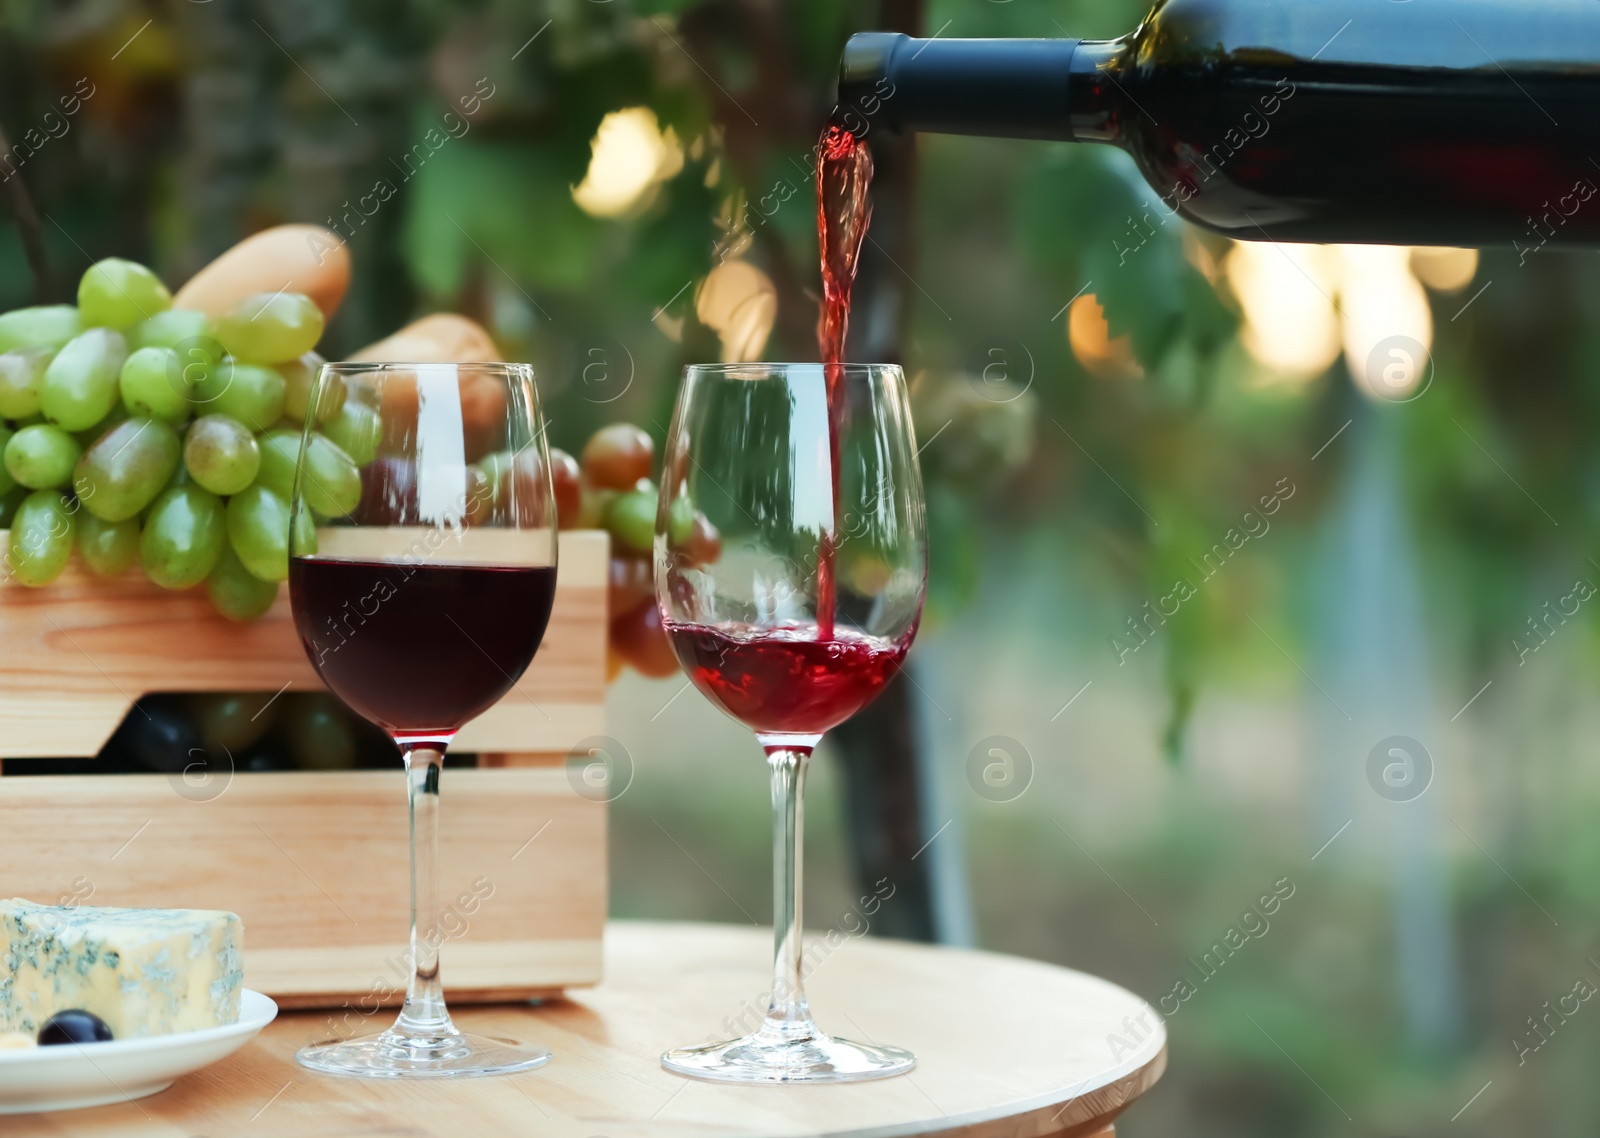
0, 989, 277, 1114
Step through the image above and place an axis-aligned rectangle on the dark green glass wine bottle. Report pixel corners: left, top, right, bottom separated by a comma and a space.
837, 0, 1600, 247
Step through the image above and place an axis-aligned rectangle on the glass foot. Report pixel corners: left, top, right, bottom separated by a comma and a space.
662, 1028, 914, 1084
297, 1026, 552, 1079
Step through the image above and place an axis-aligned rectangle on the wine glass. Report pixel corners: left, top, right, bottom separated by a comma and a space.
654, 362, 927, 1083
287, 361, 558, 1078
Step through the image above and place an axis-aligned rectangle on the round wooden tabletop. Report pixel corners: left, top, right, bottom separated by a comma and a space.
15, 921, 1166, 1138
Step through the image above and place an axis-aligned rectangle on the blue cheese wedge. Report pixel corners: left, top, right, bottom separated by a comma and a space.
0, 899, 243, 1040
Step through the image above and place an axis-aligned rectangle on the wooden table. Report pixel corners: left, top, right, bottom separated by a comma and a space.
14, 921, 1166, 1138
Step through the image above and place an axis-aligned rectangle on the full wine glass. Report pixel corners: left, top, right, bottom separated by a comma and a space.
655, 362, 926, 1083
288, 361, 558, 1078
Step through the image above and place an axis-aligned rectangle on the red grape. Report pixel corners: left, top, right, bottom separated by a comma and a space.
581, 423, 653, 490
685, 512, 722, 565
356, 456, 418, 526
611, 598, 679, 677
608, 554, 654, 617
487, 447, 575, 528
548, 446, 582, 527
459, 370, 508, 462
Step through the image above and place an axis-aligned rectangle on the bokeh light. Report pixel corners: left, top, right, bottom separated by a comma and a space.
1225, 241, 1342, 377
695, 259, 776, 362
1067, 293, 1141, 379
1409, 246, 1480, 292
1339, 244, 1433, 402
572, 107, 685, 219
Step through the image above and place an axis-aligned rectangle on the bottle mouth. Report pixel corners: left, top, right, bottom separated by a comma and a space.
835, 32, 1083, 141
836, 32, 910, 134
840, 32, 905, 90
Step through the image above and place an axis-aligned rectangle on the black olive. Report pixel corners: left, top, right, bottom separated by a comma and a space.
37, 1010, 113, 1045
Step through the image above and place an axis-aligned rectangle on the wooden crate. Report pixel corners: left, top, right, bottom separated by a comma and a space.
0, 530, 609, 1008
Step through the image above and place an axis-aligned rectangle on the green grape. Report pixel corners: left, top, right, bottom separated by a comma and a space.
214, 292, 323, 364
184, 415, 260, 496
473, 450, 515, 516
141, 484, 225, 589
0, 425, 11, 497
77, 513, 140, 576
0, 484, 26, 527
0, 306, 82, 354
171, 338, 226, 390
605, 485, 656, 555
254, 428, 301, 499
667, 494, 695, 547
5, 424, 81, 489
119, 346, 190, 424
74, 417, 182, 522
41, 328, 127, 431
78, 259, 172, 331
464, 464, 492, 524
280, 351, 344, 425
226, 483, 310, 581
0, 347, 53, 419
207, 543, 279, 621
190, 361, 285, 431
6, 490, 75, 586
472, 460, 513, 524
323, 401, 380, 467
71, 403, 131, 450
301, 433, 361, 518
189, 691, 276, 751
283, 694, 357, 770
129, 309, 210, 353
478, 450, 514, 485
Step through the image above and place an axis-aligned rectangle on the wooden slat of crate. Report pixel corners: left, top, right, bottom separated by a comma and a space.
0, 768, 604, 1007
0, 530, 607, 758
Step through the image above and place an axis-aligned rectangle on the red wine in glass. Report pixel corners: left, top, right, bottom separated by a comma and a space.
665, 620, 914, 737
288, 360, 559, 1080
290, 558, 556, 735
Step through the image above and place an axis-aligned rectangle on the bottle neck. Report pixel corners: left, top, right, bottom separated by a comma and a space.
836, 33, 1131, 144
1064, 40, 1129, 143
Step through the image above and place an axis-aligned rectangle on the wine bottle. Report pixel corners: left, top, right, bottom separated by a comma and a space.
837, 0, 1600, 248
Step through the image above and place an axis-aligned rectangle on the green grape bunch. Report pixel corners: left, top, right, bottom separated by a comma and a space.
0, 259, 365, 621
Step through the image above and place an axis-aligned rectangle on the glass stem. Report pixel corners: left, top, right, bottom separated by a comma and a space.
762, 746, 815, 1040
395, 739, 456, 1040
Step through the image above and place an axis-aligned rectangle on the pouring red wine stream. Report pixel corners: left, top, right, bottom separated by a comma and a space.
814, 118, 874, 642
